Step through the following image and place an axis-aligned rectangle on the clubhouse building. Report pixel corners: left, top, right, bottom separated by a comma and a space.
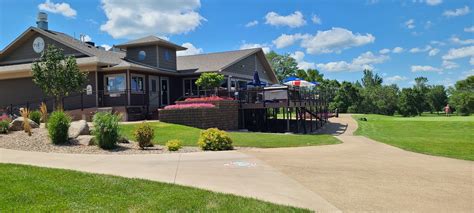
0, 12, 278, 118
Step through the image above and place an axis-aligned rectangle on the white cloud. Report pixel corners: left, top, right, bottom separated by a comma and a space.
290, 51, 315, 70
100, 44, 112, 51
405, 19, 415, 29
265, 11, 306, 28
430, 40, 446, 46
311, 15, 322, 24
272, 33, 309, 49
428, 48, 440, 56
450, 36, 474, 45
245, 20, 258, 27
177, 42, 203, 56
38, 0, 77, 18
316, 51, 388, 72
442, 46, 474, 60
465, 26, 474, 33
443, 6, 470, 17
239, 42, 271, 54
393, 47, 404, 53
442, 60, 459, 69
300, 27, 375, 54
379, 48, 391, 54
411, 65, 442, 73
409, 45, 432, 53
100, 0, 204, 39
462, 69, 474, 78
426, 0, 442, 6
385, 75, 408, 84
81, 34, 92, 42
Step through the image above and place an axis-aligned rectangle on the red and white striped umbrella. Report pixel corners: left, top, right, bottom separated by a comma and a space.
283, 80, 316, 87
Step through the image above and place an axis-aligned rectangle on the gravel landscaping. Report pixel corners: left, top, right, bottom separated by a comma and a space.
0, 127, 201, 155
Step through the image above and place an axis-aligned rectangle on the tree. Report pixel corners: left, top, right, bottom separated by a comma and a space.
330, 81, 360, 113
32, 45, 87, 110
413, 76, 430, 115
306, 69, 324, 83
195, 72, 225, 95
427, 85, 448, 114
296, 69, 308, 80
361, 69, 383, 88
398, 88, 418, 117
449, 76, 474, 115
265, 51, 298, 81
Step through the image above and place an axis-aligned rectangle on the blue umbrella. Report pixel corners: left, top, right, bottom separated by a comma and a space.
253, 70, 261, 86
311, 81, 320, 86
283, 76, 300, 83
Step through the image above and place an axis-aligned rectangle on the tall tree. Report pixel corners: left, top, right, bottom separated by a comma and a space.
361, 69, 383, 88
398, 88, 418, 117
32, 45, 87, 110
295, 69, 308, 80
265, 51, 298, 82
449, 76, 474, 115
330, 81, 360, 113
306, 69, 324, 83
427, 85, 448, 114
413, 76, 430, 114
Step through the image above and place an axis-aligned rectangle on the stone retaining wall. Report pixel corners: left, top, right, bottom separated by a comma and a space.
158, 100, 238, 130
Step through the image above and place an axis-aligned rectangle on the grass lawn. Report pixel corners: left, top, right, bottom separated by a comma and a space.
0, 163, 308, 212
353, 114, 474, 161
120, 122, 340, 148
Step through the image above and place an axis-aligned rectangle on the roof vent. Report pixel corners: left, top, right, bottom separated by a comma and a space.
37, 12, 48, 30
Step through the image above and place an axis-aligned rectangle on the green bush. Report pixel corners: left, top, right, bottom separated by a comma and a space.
166, 139, 182, 151
197, 128, 233, 151
134, 122, 155, 149
93, 112, 121, 149
0, 120, 9, 134
48, 111, 71, 144
29, 110, 42, 125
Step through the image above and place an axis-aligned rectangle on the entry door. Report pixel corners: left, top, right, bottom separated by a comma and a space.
161, 77, 170, 106
149, 76, 160, 106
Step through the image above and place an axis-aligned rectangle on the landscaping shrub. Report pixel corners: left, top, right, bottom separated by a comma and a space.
184, 96, 234, 102
20, 108, 32, 136
197, 128, 233, 151
29, 110, 42, 125
163, 103, 215, 110
134, 122, 155, 149
48, 111, 71, 144
92, 112, 121, 149
166, 139, 182, 151
0, 120, 9, 134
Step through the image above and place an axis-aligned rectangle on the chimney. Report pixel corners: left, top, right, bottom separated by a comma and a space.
37, 12, 48, 30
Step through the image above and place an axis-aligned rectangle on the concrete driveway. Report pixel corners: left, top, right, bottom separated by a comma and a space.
242, 114, 474, 212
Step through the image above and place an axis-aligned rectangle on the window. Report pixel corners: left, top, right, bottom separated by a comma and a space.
105, 74, 126, 93
183, 78, 201, 96
138, 50, 146, 61
131, 74, 145, 93
164, 50, 171, 61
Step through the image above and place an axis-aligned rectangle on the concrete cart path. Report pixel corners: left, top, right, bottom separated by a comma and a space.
0, 148, 339, 212
242, 114, 474, 212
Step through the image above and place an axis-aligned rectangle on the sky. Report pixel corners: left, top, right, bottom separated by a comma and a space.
0, 0, 473, 88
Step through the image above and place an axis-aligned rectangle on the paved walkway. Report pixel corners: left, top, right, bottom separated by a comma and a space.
243, 114, 474, 212
0, 148, 338, 212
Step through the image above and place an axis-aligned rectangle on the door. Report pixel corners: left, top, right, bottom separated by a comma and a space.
149, 76, 160, 106
161, 77, 170, 106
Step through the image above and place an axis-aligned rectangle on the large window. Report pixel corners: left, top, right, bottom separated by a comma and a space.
131, 74, 145, 93
105, 74, 126, 93
183, 78, 201, 96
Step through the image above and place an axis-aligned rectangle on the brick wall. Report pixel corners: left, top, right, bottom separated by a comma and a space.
158, 100, 239, 130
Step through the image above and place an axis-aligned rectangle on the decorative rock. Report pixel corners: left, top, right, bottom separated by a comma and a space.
68, 120, 90, 138
72, 135, 95, 146
9, 117, 39, 131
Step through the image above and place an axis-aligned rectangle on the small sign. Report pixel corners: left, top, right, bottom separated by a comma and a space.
86, 85, 93, 95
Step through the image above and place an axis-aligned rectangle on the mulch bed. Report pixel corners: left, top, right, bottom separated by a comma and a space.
0, 128, 201, 155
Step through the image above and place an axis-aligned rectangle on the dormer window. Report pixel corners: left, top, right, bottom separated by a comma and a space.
138, 50, 146, 61
164, 50, 171, 61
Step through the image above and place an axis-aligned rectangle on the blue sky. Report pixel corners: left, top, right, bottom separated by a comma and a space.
1, 0, 473, 87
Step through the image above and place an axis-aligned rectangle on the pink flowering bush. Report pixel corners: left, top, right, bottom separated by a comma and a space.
184, 96, 233, 102
0, 114, 11, 122
163, 103, 215, 110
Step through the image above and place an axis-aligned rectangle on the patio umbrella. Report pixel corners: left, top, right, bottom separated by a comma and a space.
253, 70, 261, 86
282, 76, 300, 83
284, 79, 316, 87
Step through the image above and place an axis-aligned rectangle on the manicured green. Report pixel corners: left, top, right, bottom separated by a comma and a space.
354, 114, 474, 161
0, 163, 308, 212
120, 122, 340, 148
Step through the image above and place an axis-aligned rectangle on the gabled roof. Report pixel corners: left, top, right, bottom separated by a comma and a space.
115, 35, 187, 51
177, 48, 279, 83
0, 27, 125, 65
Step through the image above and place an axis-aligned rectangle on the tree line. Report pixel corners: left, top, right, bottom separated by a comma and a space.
266, 51, 474, 116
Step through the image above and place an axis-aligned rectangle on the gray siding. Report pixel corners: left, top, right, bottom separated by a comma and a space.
125, 46, 158, 67
0, 32, 86, 65
158, 46, 177, 70
223, 54, 272, 82
0, 72, 96, 111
